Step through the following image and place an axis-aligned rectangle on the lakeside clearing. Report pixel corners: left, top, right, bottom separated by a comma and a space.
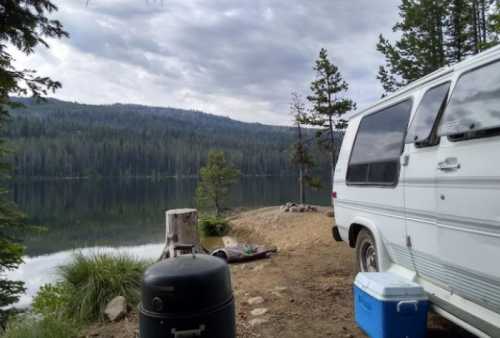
82, 206, 473, 338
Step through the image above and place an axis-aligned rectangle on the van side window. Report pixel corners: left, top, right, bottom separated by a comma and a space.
405, 82, 450, 146
347, 100, 412, 186
438, 60, 500, 139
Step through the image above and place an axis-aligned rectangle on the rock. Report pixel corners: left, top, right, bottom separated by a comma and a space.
326, 210, 335, 217
298, 206, 305, 212
289, 206, 299, 212
249, 318, 269, 326
252, 264, 265, 271
104, 296, 128, 322
247, 296, 264, 305
250, 308, 268, 316
274, 286, 288, 292
270, 291, 283, 298
222, 236, 238, 247
86, 329, 100, 337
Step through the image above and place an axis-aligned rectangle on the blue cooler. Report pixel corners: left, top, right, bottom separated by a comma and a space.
354, 272, 428, 338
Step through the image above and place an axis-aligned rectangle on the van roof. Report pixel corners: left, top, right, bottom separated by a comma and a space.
350, 44, 500, 120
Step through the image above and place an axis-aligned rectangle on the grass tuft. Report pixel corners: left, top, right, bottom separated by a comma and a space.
57, 252, 149, 322
2, 315, 79, 338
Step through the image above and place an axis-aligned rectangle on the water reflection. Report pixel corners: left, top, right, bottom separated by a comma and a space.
10, 177, 330, 256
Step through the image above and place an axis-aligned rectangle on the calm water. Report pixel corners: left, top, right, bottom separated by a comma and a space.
7, 177, 330, 307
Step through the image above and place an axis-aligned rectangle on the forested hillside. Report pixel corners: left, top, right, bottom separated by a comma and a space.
4, 98, 330, 178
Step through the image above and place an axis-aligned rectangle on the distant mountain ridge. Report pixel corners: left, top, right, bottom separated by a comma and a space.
4, 97, 329, 178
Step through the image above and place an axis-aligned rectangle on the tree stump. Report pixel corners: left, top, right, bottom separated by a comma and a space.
160, 208, 204, 260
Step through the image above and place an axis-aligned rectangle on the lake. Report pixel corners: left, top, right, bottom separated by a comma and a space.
7, 177, 331, 307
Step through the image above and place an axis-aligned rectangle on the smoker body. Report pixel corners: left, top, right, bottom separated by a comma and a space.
139, 254, 235, 338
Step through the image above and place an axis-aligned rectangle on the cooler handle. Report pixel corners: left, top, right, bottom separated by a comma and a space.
397, 300, 418, 314
171, 324, 205, 337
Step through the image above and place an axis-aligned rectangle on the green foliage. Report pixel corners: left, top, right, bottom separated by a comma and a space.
306, 48, 355, 171
0, 0, 67, 325
377, 0, 500, 94
196, 150, 240, 217
56, 253, 149, 322
32, 283, 71, 319
304, 176, 322, 190
198, 216, 230, 237
1, 314, 79, 338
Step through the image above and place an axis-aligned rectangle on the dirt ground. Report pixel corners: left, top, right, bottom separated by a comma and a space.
84, 206, 476, 338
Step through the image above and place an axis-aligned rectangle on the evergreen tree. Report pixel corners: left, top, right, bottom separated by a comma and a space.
377, 0, 448, 93
195, 150, 240, 217
446, 0, 475, 62
307, 48, 355, 174
378, 0, 500, 94
0, 0, 67, 324
289, 93, 319, 204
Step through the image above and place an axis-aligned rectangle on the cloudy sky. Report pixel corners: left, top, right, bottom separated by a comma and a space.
12, 0, 400, 125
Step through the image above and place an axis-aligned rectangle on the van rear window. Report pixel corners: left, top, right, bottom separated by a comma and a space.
347, 100, 412, 185
439, 60, 500, 137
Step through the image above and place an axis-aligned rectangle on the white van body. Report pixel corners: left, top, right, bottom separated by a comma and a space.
333, 45, 500, 337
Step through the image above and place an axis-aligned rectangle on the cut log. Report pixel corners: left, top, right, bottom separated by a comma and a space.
160, 208, 203, 259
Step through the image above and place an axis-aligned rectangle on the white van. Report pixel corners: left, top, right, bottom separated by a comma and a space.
333, 45, 500, 337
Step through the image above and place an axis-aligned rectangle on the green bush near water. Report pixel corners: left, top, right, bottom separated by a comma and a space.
198, 216, 230, 237
2, 253, 149, 337
32, 283, 71, 319
1, 315, 79, 338
56, 253, 149, 322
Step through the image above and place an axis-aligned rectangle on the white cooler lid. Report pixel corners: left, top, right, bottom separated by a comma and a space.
354, 272, 426, 301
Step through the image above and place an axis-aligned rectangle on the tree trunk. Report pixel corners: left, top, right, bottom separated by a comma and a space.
480, 0, 487, 44
437, 5, 445, 65
160, 208, 203, 259
298, 166, 305, 204
297, 124, 305, 205
328, 114, 336, 176
214, 195, 222, 217
473, 0, 481, 53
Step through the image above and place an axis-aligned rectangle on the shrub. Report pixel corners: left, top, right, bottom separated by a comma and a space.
32, 282, 71, 319
198, 216, 230, 237
2, 314, 79, 338
57, 253, 149, 322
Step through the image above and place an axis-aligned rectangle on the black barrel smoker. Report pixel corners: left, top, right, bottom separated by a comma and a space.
139, 251, 235, 338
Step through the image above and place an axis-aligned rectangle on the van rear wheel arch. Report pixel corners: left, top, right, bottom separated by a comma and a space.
348, 223, 364, 248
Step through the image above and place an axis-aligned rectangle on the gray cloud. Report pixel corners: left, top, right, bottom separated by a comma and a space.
14, 0, 400, 125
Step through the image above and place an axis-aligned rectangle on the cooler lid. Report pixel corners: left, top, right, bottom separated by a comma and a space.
354, 272, 426, 300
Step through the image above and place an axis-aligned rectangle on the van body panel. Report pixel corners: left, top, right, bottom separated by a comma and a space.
435, 136, 500, 313
333, 46, 500, 336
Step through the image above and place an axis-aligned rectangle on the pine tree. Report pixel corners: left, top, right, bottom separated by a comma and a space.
289, 93, 319, 204
307, 48, 355, 174
195, 150, 240, 217
378, 0, 499, 94
446, 0, 475, 62
377, 0, 449, 93
0, 0, 67, 325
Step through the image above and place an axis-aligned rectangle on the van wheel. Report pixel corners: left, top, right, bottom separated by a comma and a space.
355, 229, 379, 273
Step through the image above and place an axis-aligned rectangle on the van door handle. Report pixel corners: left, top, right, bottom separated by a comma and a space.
437, 157, 461, 171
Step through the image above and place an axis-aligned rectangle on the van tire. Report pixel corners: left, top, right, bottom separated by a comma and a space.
355, 229, 379, 273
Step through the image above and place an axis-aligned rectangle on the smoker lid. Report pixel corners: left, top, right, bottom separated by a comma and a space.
141, 254, 233, 315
